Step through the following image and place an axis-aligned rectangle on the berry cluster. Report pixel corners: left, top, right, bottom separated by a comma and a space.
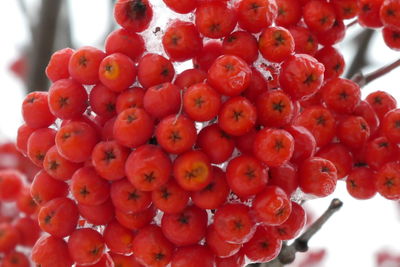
0, 143, 41, 267
13, 0, 400, 266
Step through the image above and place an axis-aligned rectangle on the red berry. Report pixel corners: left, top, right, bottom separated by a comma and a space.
137, 54, 175, 88
337, 116, 370, 149
284, 125, 316, 164
346, 167, 377, 200
152, 179, 190, 214
259, 26, 295, 63
32, 236, 73, 267
0, 223, 19, 253
358, 0, 384, 28
236, 0, 278, 33
105, 28, 145, 62
22, 91, 55, 129
303, 0, 336, 32
376, 162, 400, 200
78, 199, 115, 226
222, 31, 259, 64
104, 220, 135, 255
206, 224, 241, 258
268, 163, 299, 196
143, 83, 181, 119
366, 90, 397, 120
43, 145, 82, 181
288, 26, 319, 56
380, 0, 400, 28
353, 100, 380, 135
275, 0, 302, 27
174, 69, 207, 89
68, 228, 105, 265
116, 86, 145, 113
171, 245, 215, 267
242, 226, 282, 262
332, 0, 359, 19
274, 202, 306, 240
365, 136, 399, 170
114, 0, 153, 32
27, 128, 56, 167
2, 251, 30, 267
193, 41, 223, 71
30, 170, 68, 205
0, 170, 23, 202
315, 46, 345, 80
46, 48, 74, 82
163, 0, 197, 13
110, 178, 151, 213
382, 26, 400, 51
115, 206, 156, 231
316, 144, 353, 179
215, 251, 245, 267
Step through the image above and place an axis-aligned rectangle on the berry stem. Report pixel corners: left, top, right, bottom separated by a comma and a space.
346, 19, 358, 29
258, 198, 343, 267
352, 58, 400, 87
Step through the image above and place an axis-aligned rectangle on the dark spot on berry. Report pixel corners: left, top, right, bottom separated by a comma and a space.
155, 252, 165, 261
232, 110, 243, 121
126, 114, 137, 123
260, 241, 269, 249
203, 182, 215, 192
169, 131, 182, 143
210, 23, 221, 33
59, 97, 69, 108
104, 149, 116, 163
278, 7, 286, 16
303, 74, 315, 85
392, 31, 400, 40
224, 63, 234, 71
387, 9, 396, 17
362, 4, 371, 12
127, 0, 147, 20
373, 96, 382, 105
128, 190, 140, 200
316, 116, 326, 126
321, 166, 330, 173
234, 220, 243, 230
349, 179, 357, 188
161, 68, 170, 77
274, 140, 284, 151
273, 32, 285, 46
171, 35, 181, 46
105, 64, 113, 72
27, 97, 36, 103
79, 56, 88, 67
106, 102, 116, 112
395, 120, 400, 128
149, 136, 158, 145
384, 177, 395, 188
194, 97, 205, 108
144, 171, 156, 183
178, 214, 190, 224
244, 167, 256, 179
161, 187, 171, 199
227, 35, 237, 43
80, 186, 90, 197
272, 100, 285, 113
185, 166, 205, 180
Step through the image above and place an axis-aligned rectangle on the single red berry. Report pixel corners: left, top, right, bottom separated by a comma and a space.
218, 96, 257, 136
366, 136, 399, 170
114, 0, 153, 32
137, 53, 175, 88
222, 31, 259, 64
68, 46, 106, 85
16, 124, 35, 156
110, 178, 152, 213
78, 199, 115, 226
32, 236, 73, 267
16, 187, 39, 216
322, 78, 361, 114
26, 128, 56, 167
48, 78, 88, 119
268, 163, 299, 196
22, 91, 55, 129
14, 216, 41, 247
279, 54, 325, 100
162, 20, 203, 62
116, 86, 145, 113
195, 2, 237, 38
346, 167, 377, 199
68, 228, 105, 266
206, 223, 241, 258
338, 116, 370, 149
303, 0, 336, 32
299, 157, 338, 197
46, 47, 74, 82
382, 26, 400, 51
71, 166, 110, 206
236, 0, 278, 33
43, 145, 82, 181
0, 223, 19, 253
243, 68, 268, 103
382, 109, 400, 143
332, 0, 359, 19
353, 100, 380, 136
105, 28, 145, 62
113, 107, 154, 148
89, 84, 117, 119
171, 245, 215, 267
126, 144, 172, 191
380, 0, 400, 28
242, 226, 282, 262
288, 26, 318, 56
259, 26, 295, 63
104, 220, 135, 255
366, 90, 397, 121
284, 125, 316, 164
315, 19, 346, 47
115, 205, 156, 231
38, 197, 79, 238
315, 46, 345, 80
133, 225, 174, 267
275, 0, 302, 26
193, 41, 223, 71
2, 250, 30, 267
163, 0, 197, 13
30, 170, 69, 205
253, 128, 294, 167
143, 82, 181, 119
174, 69, 207, 89
208, 55, 252, 96
316, 144, 353, 179
99, 53, 137, 92
0, 170, 23, 202
376, 162, 400, 200
358, 0, 384, 28
274, 202, 306, 240
56, 121, 98, 163
214, 203, 256, 244
152, 179, 190, 214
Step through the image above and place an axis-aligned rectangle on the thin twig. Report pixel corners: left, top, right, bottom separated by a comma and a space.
345, 29, 375, 79
352, 58, 400, 87
346, 19, 358, 29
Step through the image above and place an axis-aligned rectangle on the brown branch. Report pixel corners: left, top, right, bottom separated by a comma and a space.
259, 199, 343, 267
26, 0, 62, 92
346, 19, 358, 29
352, 58, 400, 88
345, 29, 375, 79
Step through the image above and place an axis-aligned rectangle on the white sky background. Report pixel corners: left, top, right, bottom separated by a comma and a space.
0, 1, 400, 266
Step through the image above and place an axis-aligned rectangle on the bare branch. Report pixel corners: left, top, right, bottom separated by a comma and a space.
346, 19, 358, 29
352, 58, 400, 87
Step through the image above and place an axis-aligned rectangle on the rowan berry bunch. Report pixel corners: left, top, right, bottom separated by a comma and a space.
14, 0, 400, 266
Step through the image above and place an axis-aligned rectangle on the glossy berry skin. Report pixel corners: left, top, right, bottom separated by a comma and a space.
173, 150, 212, 191
256, 90, 294, 128
183, 82, 221, 122
274, 202, 306, 240
236, 0, 278, 33
382, 109, 400, 143
152, 179, 190, 214
162, 20, 203, 61
332, 0, 359, 19
104, 220, 135, 255
191, 166, 230, 210
215, 251, 245, 267
208, 55, 252, 97
380, 0, 400, 28
56, 121, 98, 163
382, 27, 400, 51
195, 2, 237, 39
16, 124, 35, 156
32, 236, 73, 267
110, 178, 151, 213
114, 0, 153, 32
316, 144, 353, 179
171, 245, 215, 267
116, 86, 145, 113
275, 0, 302, 27
133, 225, 174, 267
16, 188, 40, 216
303, 0, 336, 32
218, 96, 257, 136
0, 170, 23, 202
294, 106, 336, 147
78, 200, 115, 226
46, 47, 74, 82
197, 124, 234, 164
161, 205, 207, 246
70, 167, 110, 206
143, 82, 181, 119
126, 144, 172, 191
109, 253, 143, 267
0, 223, 19, 253
105, 28, 145, 62
242, 226, 282, 262
43, 145, 82, 181
30, 170, 68, 205
365, 136, 399, 170
338, 116, 370, 149
92, 140, 129, 181
193, 41, 223, 71
259, 26, 295, 63
68, 228, 105, 266
346, 167, 377, 200
315, 19, 346, 46
155, 115, 197, 154
222, 31, 259, 64
354, 100, 380, 136
163, 0, 197, 13
243, 68, 268, 102
26, 127, 56, 167
113, 108, 154, 148
206, 224, 241, 258
115, 205, 156, 231
137, 54, 175, 88
358, 0, 384, 28
68, 46, 106, 85
89, 84, 117, 119
322, 78, 361, 114
284, 125, 316, 164
22, 91, 55, 129
38, 197, 79, 238
279, 54, 325, 100
214, 203, 256, 244
99, 53, 137, 92
252, 186, 292, 226
174, 69, 207, 89
48, 78, 88, 119
269, 163, 298, 197
299, 157, 338, 197
376, 162, 400, 200
315, 46, 345, 80
288, 26, 318, 56
253, 128, 294, 167
226, 155, 268, 198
